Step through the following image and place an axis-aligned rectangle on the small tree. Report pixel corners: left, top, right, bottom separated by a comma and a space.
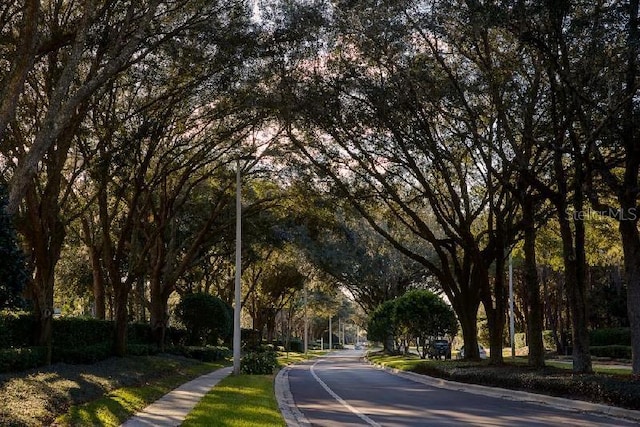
175, 293, 232, 346
0, 185, 27, 309
394, 290, 458, 359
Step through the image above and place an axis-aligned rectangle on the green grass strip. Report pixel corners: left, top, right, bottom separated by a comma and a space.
55, 361, 226, 427
182, 374, 285, 427
368, 352, 633, 376
277, 349, 328, 365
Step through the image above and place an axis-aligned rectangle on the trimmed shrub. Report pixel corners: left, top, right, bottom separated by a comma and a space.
240, 351, 278, 375
127, 344, 160, 356
0, 347, 45, 373
590, 328, 631, 347
175, 293, 232, 346
127, 323, 154, 344
590, 345, 632, 359
288, 339, 304, 353
168, 345, 231, 362
52, 342, 112, 364
165, 326, 188, 347
53, 317, 113, 347
542, 330, 555, 351
241, 328, 261, 349
0, 311, 35, 348
514, 332, 527, 349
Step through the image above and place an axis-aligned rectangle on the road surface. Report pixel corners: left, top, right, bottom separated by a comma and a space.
284, 350, 638, 427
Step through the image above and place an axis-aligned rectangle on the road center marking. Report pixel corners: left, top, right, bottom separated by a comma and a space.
310, 360, 381, 427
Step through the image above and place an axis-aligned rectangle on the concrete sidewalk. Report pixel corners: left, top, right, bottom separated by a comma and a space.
120, 366, 233, 427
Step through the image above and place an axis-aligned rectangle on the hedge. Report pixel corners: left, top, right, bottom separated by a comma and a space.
0, 347, 45, 372
590, 345, 632, 360
0, 311, 226, 372
240, 350, 278, 375
169, 345, 231, 362
0, 311, 35, 348
590, 328, 631, 347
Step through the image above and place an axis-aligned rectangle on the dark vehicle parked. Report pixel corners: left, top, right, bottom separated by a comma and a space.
427, 339, 452, 359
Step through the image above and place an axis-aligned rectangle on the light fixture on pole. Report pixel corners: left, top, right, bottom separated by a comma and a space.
233, 158, 242, 375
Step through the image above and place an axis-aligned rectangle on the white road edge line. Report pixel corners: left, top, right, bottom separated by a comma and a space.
310, 360, 381, 427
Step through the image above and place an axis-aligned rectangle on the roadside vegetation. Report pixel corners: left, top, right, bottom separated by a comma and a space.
0, 354, 226, 427
182, 374, 285, 427
2, 5, 640, 426
0, 348, 326, 427
367, 352, 640, 410
181, 350, 327, 426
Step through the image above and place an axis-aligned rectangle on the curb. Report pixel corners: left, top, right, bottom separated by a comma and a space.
371, 362, 640, 423
275, 365, 312, 427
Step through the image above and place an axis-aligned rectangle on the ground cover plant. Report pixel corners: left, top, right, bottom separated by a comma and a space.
0, 354, 226, 427
367, 352, 640, 410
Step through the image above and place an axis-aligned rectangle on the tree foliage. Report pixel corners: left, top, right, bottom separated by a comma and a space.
0, 185, 27, 309
175, 293, 232, 346
367, 289, 457, 357
394, 290, 458, 358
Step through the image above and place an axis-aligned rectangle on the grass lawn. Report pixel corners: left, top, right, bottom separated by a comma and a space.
55, 360, 227, 427
0, 354, 227, 427
367, 351, 640, 410
182, 374, 285, 427
277, 349, 328, 365
181, 350, 328, 426
368, 350, 634, 375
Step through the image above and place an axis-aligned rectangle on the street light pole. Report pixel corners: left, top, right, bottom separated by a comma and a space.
509, 252, 515, 359
233, 158, 242, 375
303, 282, 308, 354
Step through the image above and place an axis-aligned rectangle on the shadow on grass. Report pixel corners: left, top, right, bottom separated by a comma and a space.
58, 384, 167, 427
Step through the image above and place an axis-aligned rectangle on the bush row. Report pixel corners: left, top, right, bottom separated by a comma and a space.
0, 342, 232, 373
590, 328, 631, 347
590, 345, 632, 359
169, 346, 231, 362
410, 361, 640, 410
240, 350, 279, 375
0, 312, 204, 372
0, 312, 188, 349
512, 329, 630, 351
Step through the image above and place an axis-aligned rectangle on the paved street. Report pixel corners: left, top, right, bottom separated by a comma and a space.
284, 350, 638, 427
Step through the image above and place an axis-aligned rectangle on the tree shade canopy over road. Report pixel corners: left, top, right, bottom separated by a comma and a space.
0, 0, 639, 378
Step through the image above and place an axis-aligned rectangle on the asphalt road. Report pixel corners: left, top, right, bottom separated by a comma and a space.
285, 350, 638, 427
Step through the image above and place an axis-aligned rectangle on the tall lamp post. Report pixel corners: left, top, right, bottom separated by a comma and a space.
509, 252, 515, 359
233, 158, 242, 375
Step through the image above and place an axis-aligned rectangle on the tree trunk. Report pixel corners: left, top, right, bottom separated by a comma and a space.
481, 260, 506, 365
558, 212, 592, 373
88, 245, 106, 319
620, 0, 640, 378
113, 283, 129, 357
454, 296, 480, 359
620, 218, 640, 376
135, 276, 146, 322
149, 278, 171, 352
31, 278, 54, 365
21, 185, 66, 365
523, 196, 545, 368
